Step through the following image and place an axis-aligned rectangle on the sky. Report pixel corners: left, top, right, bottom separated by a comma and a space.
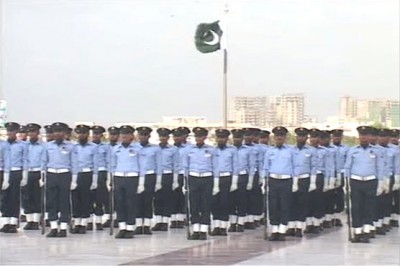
1, 0, 399, 126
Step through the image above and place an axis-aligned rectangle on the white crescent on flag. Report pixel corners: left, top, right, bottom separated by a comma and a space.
204, 30, 220, 45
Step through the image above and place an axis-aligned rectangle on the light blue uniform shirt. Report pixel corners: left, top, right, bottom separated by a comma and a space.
262, 144, 294, 178
135, 143, 162, 177
159, 144, 180, 174
111, 143, 140, 174
42, 140, 76, 174
334, 143, 349, 173
292, 144, 317, 176
27, 140, 46, 170
94, 142, 109, 171
344, 144, 385, 180
254, 143, 269, 173
174, 143, 191, 174
380, 144, 400, 177
73, 142, 99, 174
313, 146, 334, 181
2, 140, 28, 173
0, 140, 7, 170
234, 144, 256, 177
213, 145, 239, 177
183, 144, 215, 176
106, 142, 119, 172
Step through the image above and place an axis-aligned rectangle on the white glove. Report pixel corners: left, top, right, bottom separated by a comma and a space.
1, 173, 10, 190
230, 175, 238, 192
172, 174, 179, 190
383, 177, 390, 193
323, 179, 330, 192
393, 175, 400, 191
309, 175, 317, 192
90, 174, 98, 190
376, 180, 384, 196
107, 173, 112, 191
70, 174, 78, 190
137, 176, 145, 194
20, 171, 28, 187
155, 175, 162, 191
212, 178, 220, 195
292, 177, 299, 192
335, 175, 341, 188
328, 177, 336, 190
260, 178, 266, 194
246, 175, 254, 191
39, 171, 46, 187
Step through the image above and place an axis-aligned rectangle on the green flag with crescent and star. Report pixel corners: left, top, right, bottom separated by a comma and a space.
194, 21, 223, 53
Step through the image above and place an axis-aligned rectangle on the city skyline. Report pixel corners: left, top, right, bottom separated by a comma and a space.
1, 0, 398, 125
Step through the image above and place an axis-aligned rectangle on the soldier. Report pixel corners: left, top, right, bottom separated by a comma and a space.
0, 122, 28, 233
305, 129, 331, 234
22, 123, 45, 230
184, 127, 214, 240
228, 129, 256, 232
152, 128, 179, 231
102, 126, 120, 228
262, 126, 293, 241
389, 129, 400, 227
91, 125, 108, 230
65, 127, 73, 142
287, 127, 317, 237
18, 125, 28, 142
210, 129, 238, 236
70, 125, 98, 234
319, 130, 337, 228
344, 126, 385, 243
111, 125, 139, 239
331, 129, 349, 227
43, 122, 76, 237
44, 125, 54, 142
134, 127, 161, 235
170, 127, 191, 229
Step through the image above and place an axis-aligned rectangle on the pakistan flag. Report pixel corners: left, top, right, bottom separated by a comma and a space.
194, 21, 223, 53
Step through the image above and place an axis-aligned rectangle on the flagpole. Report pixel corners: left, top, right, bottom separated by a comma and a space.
222, 3, 228, 128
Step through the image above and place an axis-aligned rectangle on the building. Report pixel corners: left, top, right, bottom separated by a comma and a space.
229, 97, 268, 127
276, 93, 305, 127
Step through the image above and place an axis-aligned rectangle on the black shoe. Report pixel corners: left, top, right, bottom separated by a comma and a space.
57, 230, 67, 237
360, 234, 370, 243
278, 233, 286, 241
322, 221, 332, 228
311, 226, 321, 234
390, 220, 399, 227
31, 222, 39, 230
368, 230, 376, 238
152, 223, 162, 231
237, 225, 244, 232
376, 227, 386, 235
96, 223, 103, 231
228, 224, 237, 232
45, 220, 50, 227
78, 226, 86, 234
86, 223, 93, 231
268, 233, 279, 241
199, 232, 207, 240
123, 230, 134, 239
304, 225, 313, 234
294, 229, 303, 237
160, 223, 168, 231
0, 224, 10, 233
133, 227, 143, 235
20, 215, 27, 223
113, 220, 118, 228
143, 226, 152, 235
46, 229, 58, 237
220, 228, 227, 236
115, 230, 126, 239
247, 222, 256, 230
70, 226, 81, 234
286, 228, 295, 236
210, 227, 221, 236
383, 224, 391, 232
190, 232, 200, 240
351, 234, 369, 243
333, 219, 343, 227
170, 221, 178, 229
254, 220, 260, 227
6, 225, 17, 233
177, 221, 185, 228
103, 220, 111, 228
260, 218, 266, 225
24, 222, 33, 230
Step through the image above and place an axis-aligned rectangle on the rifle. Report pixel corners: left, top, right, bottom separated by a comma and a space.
41, 172, 46, 235
344, 174, 353, 242
109, 172, 114, 236
183, 174, 191, 239
263, 178, 269, 240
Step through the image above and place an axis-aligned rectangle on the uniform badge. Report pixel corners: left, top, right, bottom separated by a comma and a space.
60, 146, 69, 154
129, 149, 136, 156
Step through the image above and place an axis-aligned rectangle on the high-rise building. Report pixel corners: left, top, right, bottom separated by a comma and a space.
229, 97, 267, 127
276, 93, 305, 127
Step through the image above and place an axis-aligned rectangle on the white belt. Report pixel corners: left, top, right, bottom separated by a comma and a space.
179, 170, 184, 175
47, 168, 70, 174
29, 167, 41, 172
219, 172, 231, 177
350, 175, 376, 181
189, 171, 212, 177
239, 170, 248, 175
341, 169, 346, 174
0, 168, 3, 171
270, 173, 291, 179
11, 167, 22, 171
316, 170, 323, 174
146, 170, 155, 175
114, 172, 139, 177
295, 173, 310, 179
163, 170, 173, 174
98, 167, 107, 171
80, 168, 92, 173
